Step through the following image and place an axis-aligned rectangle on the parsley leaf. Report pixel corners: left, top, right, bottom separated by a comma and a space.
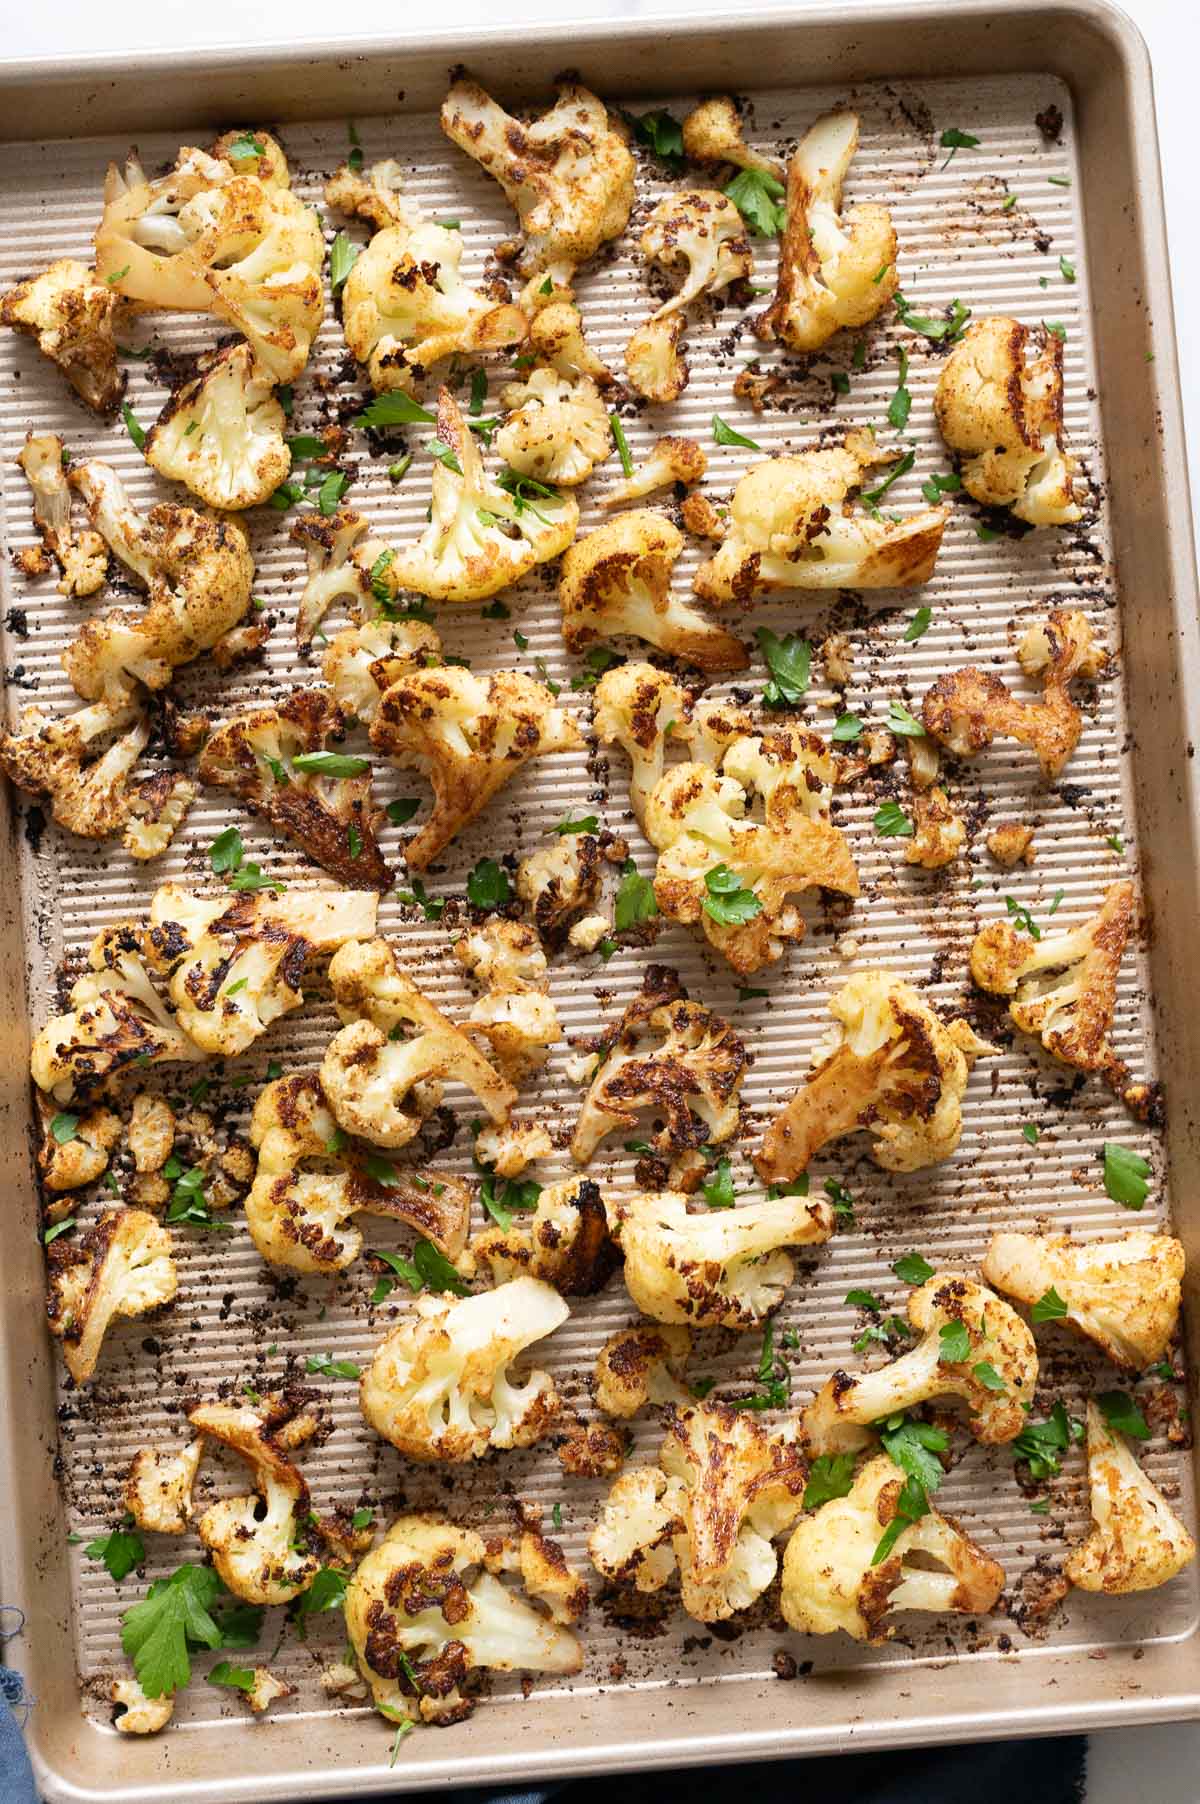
823, 1177, 855, 1229
728, 1319, 790, 1411
210, 827, 244, 873
894, 292, 972, 343
1023, 1123, 1041, 1146
871, 1473, 929, 1565
305, 1353, 361, 1381
893, 1252, 934, 1284
874, 800, 914, 838
886, 699, 924, 737
329, 231, 360, 296
1059, 255, 1076, 283
466, 857, 511, 909
570, 646, 623, 691
371, 1239, 470, 1299
1098, 1390, 1150, 1440
633, 109, 685, 169
121, 1565, 225, 1699
1005, 894, 1042, 941
712, 414, 761, 451
939, 126, 980, 168
44, 1218, 77, 1245
1103, 1143, 1149, 1210
701, 1157, 736, 1209
845, 1288, 883, 1312
1032, 1286, 1069, 1323
877, 1414, 950, 1494
609, 412, 634, 477
121, 403, 147, 451
208, 1661, 255, 1691
1013, 1400, 1083, 1479
396, 876, 445, 921
292, 1567, 348, 1635
904, 605, 933, 643
386, 797, 420, 825
553, 815, 599, 836
862, 449, 916, 507
832, 712, 863, 742
938, 1320, 971, 1364
803, 1452, 857, 1510
85, 1528, 145, 1582
757, 627, 811, 708
921, 471, 962, 504
887, 344, 912, 431
50, 1111, 79, 1144
702, 864, 762, 926
724, 166, 787, 237
614, 859, 659, 931
973, 1360, 1007, 1392
292, 750, 370, 778
353, 393, 436, 431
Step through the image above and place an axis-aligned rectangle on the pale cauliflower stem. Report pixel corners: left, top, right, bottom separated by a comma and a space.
1, 257, 127, 413
322, 942, 516, 1147
188, 1395, 322, 1604
516, 834, 602, 947
369, 664, 582, 869
494, 364, 610, 487
322, 616, 442, 725
468, 1177, 619, 1297
693, 433, 948, 604
198, 689, 392, 892
124, 1438, 204, 1534
594, 1322, 692, 1418
608, 1189, 835, 1330
593, 662, 694, 828
144, 342, 289, 510
112, 1676, 175, 1735
440, 77, 634, 279
681, 97, 785, 180
16, 434, 107, 597
30, 926, 203, 1105
934, 316, 1083, 526
602, 435, 707, 508
359, 1276, 569, 1463
452, 919, 561, 1082
1065, 1399, 1196, 1594
571, 965, 748, 1171
341, 216, 527, 394
560, 511, 748, 674
245, 1071, 470, 1274
803, 1273, 1037, 1456
922, 609, 1106, 780
63, 461, 255, 705
982, 1231, 1183, 1371
969, 879, 1134, 1091
381, 389, 579, 603
145, 882, 378, 1058
47, 1208, 177, 1384
345, 1514, 583, 1727
590, 1404, 806, 1622
36, 1095, 121, 1196
624, 192, 752, 403
94, 147, 324, 381
781, 1453, 1005, 1643
754, 970, 994, 1185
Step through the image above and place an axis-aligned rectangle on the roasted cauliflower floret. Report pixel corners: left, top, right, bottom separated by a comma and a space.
516, 835, 602, 948
145, 883, 378, 1059
593, 662, 692, 828
922, 609, 1106, 780
905, 781, 966, 871
602, 435, 707, 508
756, 111, 898, 353
47, 1208, 178, 1384
243, 1669, 294, 1715
36, 1096, 121, 1194
0, 695, 176, 850
453, 920, 561, 1082
370, 664, 582, 868
982, 1231, 1183, 1371
473, 1119, 554, 1178
322, 617, 442, 724
803, 1274, 1037, 1455
359, 1277, 568, 1463
124, 1438, 204, 1534
322, 937, 515, 1145
188, 1395, 321, 1604
624, 314, 687, 407
94, 147, 324, 381
209, 128, 291, 187
594, 1322, 692, 1418
245, 1071, 470, 1274
144, 343, 289, 510
324, 157, 414, 232
470, 1177, 619, 1297
780, 1452, 1005, 1642
1, 258, 127, 413
289, 507, 386, 650
587, 1464, 684, 1593
560, 511, 748, 673
934, 316, 1083, 525
969, 880, 1134, 1090
440, 78, 634, 280
987, 822, 1037, 867
755, 971, 993, 1184
526, 300, 613, 385
1064, 1399, 1195, 1594
16, 434, 108, 596
494, 363, 610, 487
345, 1513, 583, 1727
572, 966, 747, 1170
608, 1189, 835, 1329
681, 97, 785, 179
198, 689, 391, 891
112, 1676, 175, 1735
383, 389, 579, 602
625, 192, 752, 402
693, 433, 947, 604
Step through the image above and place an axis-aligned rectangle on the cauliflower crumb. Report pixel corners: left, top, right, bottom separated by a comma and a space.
987, 822, 1037, 867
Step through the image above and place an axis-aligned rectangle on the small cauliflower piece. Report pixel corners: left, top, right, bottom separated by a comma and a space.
608, 1189, 835, 1329
112, 1675, 174, 1735
124, 1438, 204, 1534
188, 1395, 321, 1604
324, 157, 414, 232
527, 300, 613, 385
0, 695, 169, 848
290, 508, 383, 650
146, 883, 378, 1059
681, 97, 785, 179
359, 1277, 568, 1463
47, 1208, 178, 1384
594, 1322, 692, 1418
244, 1669, 294, 1715
470, 1177, 619, 1297
198, 689, 391, 891
1065, 1399, 1195, 1594
474, 1119, 553, 1178
969, 880, 1134, 1090
345, 1513, 583, 1727
441, 78, 634, 280
571, 965, 747, 1169
756, 111, 898, 353
780, 1453, 1004, 1643
516, 835, 602, 947
495, 363, 610, 487
123, 771, 199, 862
982, 1231, 1183, 1371
16, 435, 107, 597
560, 511, 748, 674
37, 1096, 121, 1194
693, 433, 947, 604
906, 784, 966, 870
625, 192, 752, 402
144, 343, 289, 510
934, 316, 1082, 526
322, 617, 442, 725
593, 662, 692, 828
209, 128, 291, 187
755, 971, 993, 1183
602, 435, 707, 508
803, 1273, 1037, 1455
370, 664, 582, 868
986, 822, 1037, 867
922, 609, 1106, 780
588, 1464, 684, 1593
453, 919, 561, 1082
245, 1071, 470, 1274
624, 313, 688, 405
1, 258, 127, 413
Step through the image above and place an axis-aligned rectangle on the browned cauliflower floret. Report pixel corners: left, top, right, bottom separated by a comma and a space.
495, 359, 610, 487
16, 435, 107, 597
111, 1676, 174, 1735
453, 920, 561, 1082
987, 822, 1037, 867
1064, 1399, 1195, 1594
922, 609, 1106, 779
188, 1394, 322, 1603
755, 971, 993, 1184
526, 299, 613, 384
36, 1095, 121, 1195
516, 835, 602, 948
1, 258, 127, 413
756, 111, 898, 352
370, 664, 582, 869
780, 1453, 1004, 1642
803, 1274, 1037, 1455
901, 737, 965, 870
289, 507, 384, 650
982, 1231, 1183, 1371
198, 689, 391, 891
473, 1119, 554, 1178
209, 128, 291, 186
625, 192, 752, 402
693, 433, 948, 604
601, 435, 707, 508
560, 511, 748, 673
47, 1207, 178, 1383
324, 157, 411, 231
144, 343, 290, 510
594, 1322, 692, 1418
469, 1176, 619, 1297
322, 617, 442, 724
593, 662, 693, 828
94, 147, 324, 381
934, 317, 1082, 525
124, 1438, 204, 1534
681, 98, 785, 179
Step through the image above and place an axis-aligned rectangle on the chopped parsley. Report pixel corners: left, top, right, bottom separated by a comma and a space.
1013, 1401, 1083, 1479
1031, 1286, 1069, 1324
711, 414, 761, 452
1103, 1142, 1149, 1210
304, 1353, 361, 1381
887, 344, 912, 432
886, 699, 924, 737
121, 403, 146, 451
701, 864, 762, 926
329, 231, 360, 296
85, 1527, 145, 1582
553, 815, 599, 836
614, 859, 659, 931
292, 750, 370, 778
832, 712, 863, 742
570, 645, 622, 691
939, 126, 980, 168
385, 798, 421, 825
921, 470, 961, 504
874, 800, 914, 838
903, 605, 933, 643
724, 166, 787, 237
353, 393, 436, 430
893, 1252, 934, 1284
802, 1453, 857, 1510
466, 857, 511, 909
610, 412, 634, 477
757, 627, 811, 708
701, 1157, 736, 1210
894, 291, 971, 343
632, 108, 685, 170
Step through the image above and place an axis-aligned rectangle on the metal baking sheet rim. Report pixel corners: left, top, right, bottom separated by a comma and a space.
2, 1, 1200, 1798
